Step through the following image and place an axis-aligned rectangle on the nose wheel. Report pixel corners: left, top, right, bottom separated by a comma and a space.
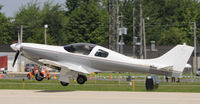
35, 72, 44, 81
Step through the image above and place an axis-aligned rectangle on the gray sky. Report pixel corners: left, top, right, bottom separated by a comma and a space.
0, 0, 66, 17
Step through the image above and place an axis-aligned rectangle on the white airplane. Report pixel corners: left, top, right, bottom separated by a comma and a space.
11, 41, 194, 86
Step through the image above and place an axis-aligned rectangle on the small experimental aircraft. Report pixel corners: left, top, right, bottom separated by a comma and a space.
11, 38, 194, 86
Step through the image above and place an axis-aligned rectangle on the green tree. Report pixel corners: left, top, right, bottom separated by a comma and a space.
65, 0, 108, 44
65, 0, 81, 15
14, 1, 66, 45
0, 5, 13, 44
10, 0, 200, 46
40, 2, 67, 45
158, 27, 190, 45
142, 0, 200, 45
14, 2, 41, 42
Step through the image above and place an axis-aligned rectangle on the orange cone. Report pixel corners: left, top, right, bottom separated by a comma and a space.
110, 75, 112, 79
0, 74, 2, 79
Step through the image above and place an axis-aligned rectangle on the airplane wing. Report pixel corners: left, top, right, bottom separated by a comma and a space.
38, 59, 93, 74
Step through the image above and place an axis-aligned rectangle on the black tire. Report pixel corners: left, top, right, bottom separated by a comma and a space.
77, 75, 87, 85
27, 74, 31, 80
60, 81, 69, 86
35, 73, 44, 81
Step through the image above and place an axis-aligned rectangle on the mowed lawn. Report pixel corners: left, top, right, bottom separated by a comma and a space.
0, 79, 200, 92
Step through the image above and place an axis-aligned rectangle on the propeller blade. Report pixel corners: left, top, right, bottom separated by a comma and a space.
12, 51, 20, 67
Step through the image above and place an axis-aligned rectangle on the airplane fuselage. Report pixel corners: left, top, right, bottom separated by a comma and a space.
19, 43, 150, 73
10, 42, 194, 86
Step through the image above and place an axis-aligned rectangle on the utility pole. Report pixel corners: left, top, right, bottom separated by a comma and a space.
139, 0, 143, 59
143, 19, 146, 59
193, 22, 197, 74
21, 26, 23, 44
118, 15, 127, 54
120, 32, 124, 53
116, 0, 119, 52
109, 0, 119, 52
132, 0, 136, 57
118, 15, 123, 53
44, 24, 48, 44
132, 0, 144, 58
17, 27, 20, 44
108, 0, 113, 50
19, 25, 23, 72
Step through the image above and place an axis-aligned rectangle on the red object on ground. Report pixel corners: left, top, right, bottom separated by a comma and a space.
0, 55, 7, 68
110, 75, 113, 79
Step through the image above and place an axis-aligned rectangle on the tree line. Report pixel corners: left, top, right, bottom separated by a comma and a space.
0, 0, 200, 46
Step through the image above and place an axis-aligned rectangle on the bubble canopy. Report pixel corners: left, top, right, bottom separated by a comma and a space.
64, 43, 96, 55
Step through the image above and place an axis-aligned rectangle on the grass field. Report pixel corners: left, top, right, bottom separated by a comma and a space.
88, 72, 200, 80
0, 79, 200, 92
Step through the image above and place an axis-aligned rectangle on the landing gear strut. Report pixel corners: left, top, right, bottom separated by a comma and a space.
77, 75, 87, 85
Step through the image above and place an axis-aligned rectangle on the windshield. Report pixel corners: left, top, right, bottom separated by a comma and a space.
64, 43, 96, 55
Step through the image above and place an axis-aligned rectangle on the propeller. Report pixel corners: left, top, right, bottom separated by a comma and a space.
13, 50, 20, 67
12, 26, 23, 67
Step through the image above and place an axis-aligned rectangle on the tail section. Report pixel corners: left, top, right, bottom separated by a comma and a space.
148, 45, 194, 76
150, 44, 194, 76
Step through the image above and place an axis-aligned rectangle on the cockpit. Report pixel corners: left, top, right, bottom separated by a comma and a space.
64, 43, 96, 55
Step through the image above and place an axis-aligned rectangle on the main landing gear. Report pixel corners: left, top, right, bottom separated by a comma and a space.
77, 75, 87, 84
60, 74, 87, 86
60, 81, 69, 86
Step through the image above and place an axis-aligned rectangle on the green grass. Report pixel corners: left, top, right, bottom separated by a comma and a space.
0, 79, 200, 92
92, 72, 149, 78
89, 72, 200, 80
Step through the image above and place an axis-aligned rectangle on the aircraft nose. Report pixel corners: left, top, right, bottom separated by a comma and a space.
10, 43, 21, 51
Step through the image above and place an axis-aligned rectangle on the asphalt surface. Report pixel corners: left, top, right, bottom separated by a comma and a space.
0, 90, 199, 104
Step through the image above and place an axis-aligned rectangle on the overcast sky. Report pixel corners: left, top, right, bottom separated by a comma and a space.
0, 0, 66, 17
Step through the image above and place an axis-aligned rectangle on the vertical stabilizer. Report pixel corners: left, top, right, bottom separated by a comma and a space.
152, 44, 194, 73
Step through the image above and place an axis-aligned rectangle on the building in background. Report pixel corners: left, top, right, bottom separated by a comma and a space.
0, 45, 25, 72
0, 54, 8, 72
